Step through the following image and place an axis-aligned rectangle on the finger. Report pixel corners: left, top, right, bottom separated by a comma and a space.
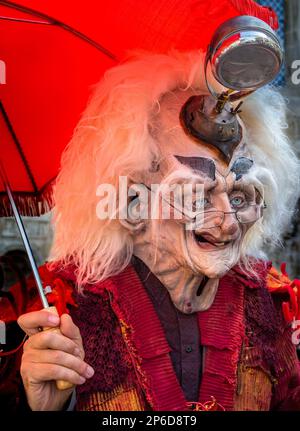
59, 314, 84, 358
23, 362, 87, 386
23, 349, 94, 380
60, 314, 82, 343
23, 331, 80, 357
18, 310, 60, 336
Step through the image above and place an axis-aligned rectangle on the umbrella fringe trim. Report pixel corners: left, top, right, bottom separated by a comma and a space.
0, 185, 54, 217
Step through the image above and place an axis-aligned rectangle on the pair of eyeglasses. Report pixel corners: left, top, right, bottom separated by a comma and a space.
141, 183, 266, 227
191, 202, 266, 230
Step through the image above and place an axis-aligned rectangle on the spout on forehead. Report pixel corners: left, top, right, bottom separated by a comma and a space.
180, 95, 243, 163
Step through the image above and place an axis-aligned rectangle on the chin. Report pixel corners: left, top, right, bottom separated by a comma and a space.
184, 229, 242, 278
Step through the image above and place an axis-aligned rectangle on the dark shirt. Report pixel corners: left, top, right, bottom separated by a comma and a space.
132, 256, 202, 402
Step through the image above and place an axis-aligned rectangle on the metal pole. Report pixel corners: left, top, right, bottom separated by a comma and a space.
0, 163, 49, 308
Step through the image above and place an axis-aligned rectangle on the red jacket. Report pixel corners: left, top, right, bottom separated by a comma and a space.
57, 260, 300, 411
1, 259, 300, 411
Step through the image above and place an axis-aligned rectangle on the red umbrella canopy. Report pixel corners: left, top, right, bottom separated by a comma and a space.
0, 0, 278, 216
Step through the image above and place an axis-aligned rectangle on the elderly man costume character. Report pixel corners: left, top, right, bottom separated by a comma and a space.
17, 28, 300, 411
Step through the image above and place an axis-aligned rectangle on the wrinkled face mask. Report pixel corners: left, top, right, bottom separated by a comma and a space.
173, 154, 263, 240
129, 14, 280, 313
132, 89, 265, 313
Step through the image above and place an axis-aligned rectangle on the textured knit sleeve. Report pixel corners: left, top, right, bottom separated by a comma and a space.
269, 320, 300, 410
267, 264, 300, 410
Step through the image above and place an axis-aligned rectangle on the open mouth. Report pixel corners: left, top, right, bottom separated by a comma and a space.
193, 231, 231, 249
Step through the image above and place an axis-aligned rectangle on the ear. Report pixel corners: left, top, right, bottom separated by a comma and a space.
119, 184, 149, 233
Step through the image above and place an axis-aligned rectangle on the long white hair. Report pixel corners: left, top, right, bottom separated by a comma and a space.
49, 51, 300, 285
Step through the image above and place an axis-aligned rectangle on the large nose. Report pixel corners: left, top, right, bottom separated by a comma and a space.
220, 212, 239, 237
215, 192, 239, 237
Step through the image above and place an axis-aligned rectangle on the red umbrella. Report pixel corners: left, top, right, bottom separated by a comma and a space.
0, 0, 278, 217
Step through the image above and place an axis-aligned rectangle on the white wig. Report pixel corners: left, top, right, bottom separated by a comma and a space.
49, 51, 300, 286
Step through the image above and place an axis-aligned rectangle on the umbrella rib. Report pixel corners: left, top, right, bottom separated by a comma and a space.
0, 15, 53, 25
0, 101, 39, 194
0, 0, 118, 62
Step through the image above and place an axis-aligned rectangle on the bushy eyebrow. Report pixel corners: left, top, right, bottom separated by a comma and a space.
230, 157, 254, 180
174, 155, 216, 180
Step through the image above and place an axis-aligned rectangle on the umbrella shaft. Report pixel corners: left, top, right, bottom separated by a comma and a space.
1, 168, 49, 308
